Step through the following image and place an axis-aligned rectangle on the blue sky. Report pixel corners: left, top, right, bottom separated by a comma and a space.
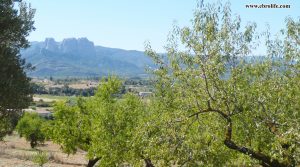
27, 0, 299, 53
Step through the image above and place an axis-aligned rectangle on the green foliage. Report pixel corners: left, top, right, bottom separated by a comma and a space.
142, 1, 300, 167
32, 151, 49, 167
42, 1, 300, 167
0, 0, 35, 139
0, 0, 35, 49
45, 101, 84, 154
16, 113, 46, 148
89, 83, 145, 166
46, 76, 147, 166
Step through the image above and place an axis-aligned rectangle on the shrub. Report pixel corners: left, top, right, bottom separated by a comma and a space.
32, 151, 49, 167
16, 113, 46, 148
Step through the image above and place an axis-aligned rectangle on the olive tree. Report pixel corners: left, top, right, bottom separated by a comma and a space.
143, 1, 299, 167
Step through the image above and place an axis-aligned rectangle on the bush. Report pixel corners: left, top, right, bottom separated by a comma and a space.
32, 151, 49, 167
16, 113, 46, 148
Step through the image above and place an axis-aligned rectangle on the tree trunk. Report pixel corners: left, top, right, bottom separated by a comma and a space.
144, 158, 155, 167
86, 157, 100, 167
30, 140, 37, 148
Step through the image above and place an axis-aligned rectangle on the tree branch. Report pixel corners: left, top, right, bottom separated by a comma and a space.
189, 108, 229, 120
190, 106, 287, 167
223, 118, 287, 167
224, 138, 286, 167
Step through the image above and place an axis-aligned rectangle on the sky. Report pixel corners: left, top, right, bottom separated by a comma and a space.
26, 0, 300, 54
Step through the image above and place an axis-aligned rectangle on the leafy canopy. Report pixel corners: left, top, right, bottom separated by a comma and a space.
46, 76, 148, 166
142, 1, 300, 166
0, 0, 35, 139
16, 112, 46, 148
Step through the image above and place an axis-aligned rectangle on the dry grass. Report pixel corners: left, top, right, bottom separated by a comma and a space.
0, 133, 87, 167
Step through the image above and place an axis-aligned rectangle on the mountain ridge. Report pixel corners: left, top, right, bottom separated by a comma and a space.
21, 38, 154, 78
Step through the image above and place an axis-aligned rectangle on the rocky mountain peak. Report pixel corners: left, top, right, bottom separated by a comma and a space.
59, 37, 96, 56
44, 38, 58, 52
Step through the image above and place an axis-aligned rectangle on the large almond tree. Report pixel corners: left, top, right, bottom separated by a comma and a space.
142, 1, 299, 166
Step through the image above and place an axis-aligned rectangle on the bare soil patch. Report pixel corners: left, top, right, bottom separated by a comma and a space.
0, 133, 87, 167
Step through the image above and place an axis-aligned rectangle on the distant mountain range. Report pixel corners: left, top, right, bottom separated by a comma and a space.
21, 38, 154, 78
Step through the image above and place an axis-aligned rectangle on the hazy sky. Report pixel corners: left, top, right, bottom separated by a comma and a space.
26, 0, 299, 53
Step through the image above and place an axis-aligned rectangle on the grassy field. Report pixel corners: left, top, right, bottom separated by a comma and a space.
34, 94, 76, 101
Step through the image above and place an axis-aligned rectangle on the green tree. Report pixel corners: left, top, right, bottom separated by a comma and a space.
143, 1, 299, 167
88, 77, 146, 166
0, 0, 35, 139
46, 76, 149, 167
16, 112, 46, 148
